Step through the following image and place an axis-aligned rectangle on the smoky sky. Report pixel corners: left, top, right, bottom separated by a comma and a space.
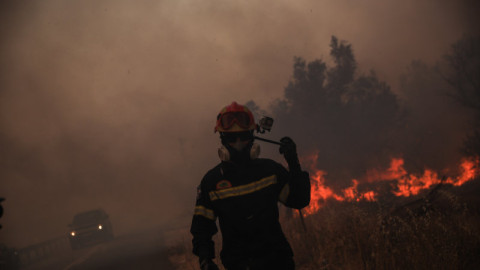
0, 0, 478, 247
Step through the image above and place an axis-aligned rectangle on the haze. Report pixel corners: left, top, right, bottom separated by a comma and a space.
0, 0, 478, 247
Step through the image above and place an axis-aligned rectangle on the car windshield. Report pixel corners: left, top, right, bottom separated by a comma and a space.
73, 210, 103, 225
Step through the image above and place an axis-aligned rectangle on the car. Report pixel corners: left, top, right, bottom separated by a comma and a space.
68, 209, 114, 249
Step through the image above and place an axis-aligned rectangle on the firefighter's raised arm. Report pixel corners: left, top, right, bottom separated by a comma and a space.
278, 137, 311, 209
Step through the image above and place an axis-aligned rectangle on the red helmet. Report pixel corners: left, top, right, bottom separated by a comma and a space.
215, 102, 256, 133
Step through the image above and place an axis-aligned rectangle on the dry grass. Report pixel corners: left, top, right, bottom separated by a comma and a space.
168, 183, 480, 270
286, 186, 480, 270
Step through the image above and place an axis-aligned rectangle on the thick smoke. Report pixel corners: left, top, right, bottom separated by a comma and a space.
0, 0, 478, 247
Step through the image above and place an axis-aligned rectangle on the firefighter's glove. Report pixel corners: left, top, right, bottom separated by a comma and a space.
200, 258, 219, 270
279, 137, 301, 174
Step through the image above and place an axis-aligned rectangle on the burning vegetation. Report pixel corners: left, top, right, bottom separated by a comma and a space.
302, 155, 479, 217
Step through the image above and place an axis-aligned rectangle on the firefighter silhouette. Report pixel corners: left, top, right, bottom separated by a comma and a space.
190, 102, 311, 270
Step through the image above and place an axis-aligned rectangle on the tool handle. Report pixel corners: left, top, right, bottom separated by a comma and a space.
254, 136, 284, 146
298, 209, 307, 232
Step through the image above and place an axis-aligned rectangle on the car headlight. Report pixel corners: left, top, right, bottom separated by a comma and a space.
98, 225, 103, 230
71, 231, 76, 237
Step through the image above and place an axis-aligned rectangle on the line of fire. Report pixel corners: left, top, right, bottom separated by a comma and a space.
300, 154, 479, 216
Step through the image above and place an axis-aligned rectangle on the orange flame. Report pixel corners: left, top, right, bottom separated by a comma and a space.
450, 158, 478, 186
343, 180, 377, 202
301, 155, 479, 217
365, 158, 407, 182
303, 169, 344, 216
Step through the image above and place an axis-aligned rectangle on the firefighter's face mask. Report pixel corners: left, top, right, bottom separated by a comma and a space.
219, 132, 260, 162
229, 138, 249, 152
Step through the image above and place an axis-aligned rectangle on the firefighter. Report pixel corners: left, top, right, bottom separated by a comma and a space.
190, 102, 311, 270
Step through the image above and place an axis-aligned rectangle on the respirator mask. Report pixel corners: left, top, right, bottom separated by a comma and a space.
218, 131, 260, 162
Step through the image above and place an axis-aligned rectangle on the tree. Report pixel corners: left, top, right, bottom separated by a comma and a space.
440, 35, 480, 157
442, 35, 480, 111
264, 36, 403, 188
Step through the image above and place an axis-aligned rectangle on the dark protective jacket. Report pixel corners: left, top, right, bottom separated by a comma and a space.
190, 158, 310, 266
